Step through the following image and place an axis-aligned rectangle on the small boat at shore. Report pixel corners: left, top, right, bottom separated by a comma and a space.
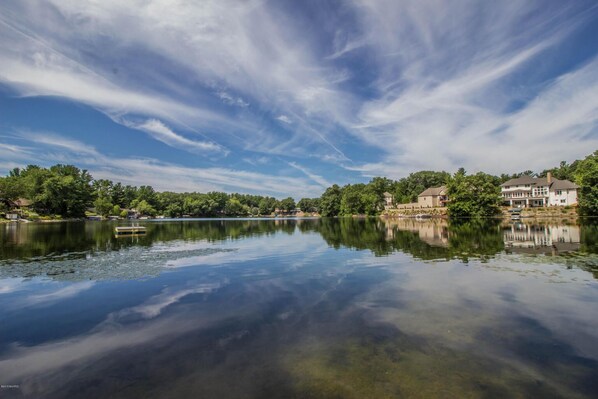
114, 225, 147, 236
414, 214, 432, 219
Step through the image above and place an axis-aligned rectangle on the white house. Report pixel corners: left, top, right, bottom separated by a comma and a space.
500, 172, 578, 208
383, 192, 394, 210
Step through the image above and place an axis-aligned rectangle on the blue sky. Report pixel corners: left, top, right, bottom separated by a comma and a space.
1, 0, 597, 199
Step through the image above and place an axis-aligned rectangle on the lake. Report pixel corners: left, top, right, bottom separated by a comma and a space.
1, 218, 597, 398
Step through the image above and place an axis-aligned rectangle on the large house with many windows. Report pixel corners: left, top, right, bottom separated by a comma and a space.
500, 173, 578, 208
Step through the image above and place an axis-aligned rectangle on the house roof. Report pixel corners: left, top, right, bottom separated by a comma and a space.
500, 176, 543, 187
418, 186, 447, 197
500, 176, 578, 190
383, 192, 393, 197
15, 198, 32, 206
550, 179, 579, 190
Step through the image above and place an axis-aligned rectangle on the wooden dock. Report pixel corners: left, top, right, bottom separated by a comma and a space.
114, 226, 147, 235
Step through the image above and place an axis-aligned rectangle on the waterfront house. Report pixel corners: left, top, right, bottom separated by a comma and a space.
2, 198, 31, 219
500, 172, 578, 208
14, 198, 32, 208
417, 186, 448, 207
383, 192, 394, 210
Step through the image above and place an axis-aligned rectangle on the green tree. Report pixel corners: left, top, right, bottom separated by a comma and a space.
207, 192, 228, 215
297, 197, 321, 213
361, 190, 381, 215
446, 171, 501, 218
122, 185, 138, 208
92, 179, 113, 197
14, 165, 52, 201
111, 182, 126, 207
165, 203, 183, 218
0, 177, 12, 202
136, 185, 158, 207
278, 197, 296, 212
575, 151, 598, 216
258, 197, 277, 215
538, 160, 577, 181
0, 175, 24, 201
157, 191, 184, 215
135, 200, 157, 216
320, 184, 343, 217
36, 165, 94, 217
340, 184, 365, 215
93, 196, 113, 217
224, 197, 246, 216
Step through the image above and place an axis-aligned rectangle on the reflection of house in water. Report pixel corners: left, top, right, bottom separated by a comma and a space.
2, 223, 29, 246
384, 219, 449, 247
503, 223, 580, 255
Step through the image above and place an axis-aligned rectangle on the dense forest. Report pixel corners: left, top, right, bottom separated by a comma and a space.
0, 151, 596, 219
0, 164, 295, 219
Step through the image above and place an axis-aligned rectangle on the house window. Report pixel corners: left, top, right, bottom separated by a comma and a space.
556, 190, 562, 195
560, 199, 566, 203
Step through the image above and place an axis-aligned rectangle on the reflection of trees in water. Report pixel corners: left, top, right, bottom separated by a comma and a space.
309, 218, 390, 255
0, 219, 300, 262
569, 221, 598, 278
1, 218, 596, 279
580, 221, 598, 254
445, 219, 504, 263
338, 218, 505, 262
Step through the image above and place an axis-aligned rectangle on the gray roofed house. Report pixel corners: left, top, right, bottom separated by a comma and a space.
501, 172, 578, 207
418, 186, 447, 197
418, 186, 448, 207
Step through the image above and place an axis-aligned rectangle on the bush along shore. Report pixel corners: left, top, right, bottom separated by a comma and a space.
1, 151, 596, 221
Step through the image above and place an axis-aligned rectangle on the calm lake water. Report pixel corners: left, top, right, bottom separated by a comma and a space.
1, 218, 597, 398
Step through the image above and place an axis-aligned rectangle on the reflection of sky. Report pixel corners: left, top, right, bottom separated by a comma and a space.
0, 225, 597, 397
358, 253, 598, 359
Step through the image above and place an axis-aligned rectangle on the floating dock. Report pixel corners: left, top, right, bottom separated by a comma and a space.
114, 226, 147, 236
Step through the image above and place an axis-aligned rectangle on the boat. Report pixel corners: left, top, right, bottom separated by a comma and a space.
114, 225, 147, 236
509, 208, 522, 220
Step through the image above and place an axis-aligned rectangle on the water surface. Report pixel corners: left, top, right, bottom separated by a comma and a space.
1, 218, 597, 398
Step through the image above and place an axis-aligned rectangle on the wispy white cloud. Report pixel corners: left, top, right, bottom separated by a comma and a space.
0, 0, 596, 183
216, 91, 249, 108
126, 118, 228, 155
119, 283, 226, 319
0, 278, 26, 295
287, 162, 332, 189
242, 156, 270, 167
4, 131, 325, 198
17, 130, 100, 157
0, 0, 353, 161
276, 115, 292, 124
342, 0, 598, 176
23, 282, 95, 307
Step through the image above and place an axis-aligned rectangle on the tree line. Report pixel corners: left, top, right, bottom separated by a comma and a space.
0, 150, 596, 219
302, 150, 598, 218
0, 164, 297, 218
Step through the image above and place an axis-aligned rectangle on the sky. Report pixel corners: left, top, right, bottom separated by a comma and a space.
0, 0, 597, 199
